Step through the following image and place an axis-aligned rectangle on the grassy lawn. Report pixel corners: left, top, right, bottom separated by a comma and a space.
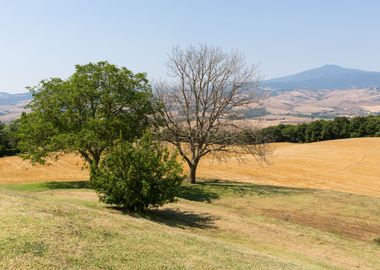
0, 180, 379, 269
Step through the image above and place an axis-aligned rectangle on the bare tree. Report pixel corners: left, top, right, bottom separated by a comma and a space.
155, 45, 268, 183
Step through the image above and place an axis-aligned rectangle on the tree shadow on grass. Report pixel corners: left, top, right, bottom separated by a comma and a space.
3, 180, 91, 192
113, 207, 217, 229
178, 184, 220, 203
138, 208, 217, 229
44, 181, 90, 190
107, 180, 315, 229
180, 179, 315, 200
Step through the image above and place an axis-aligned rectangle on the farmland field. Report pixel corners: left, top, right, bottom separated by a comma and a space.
0, 138, 380, 269
1, 138, 380, 197
198, 137, 380, 197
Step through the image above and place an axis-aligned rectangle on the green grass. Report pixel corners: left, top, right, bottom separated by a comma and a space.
0, 180, 379, 269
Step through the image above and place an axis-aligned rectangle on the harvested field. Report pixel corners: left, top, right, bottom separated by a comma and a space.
198, 138, 380, 197
1, 138, 379, 197
0, 154, 88, 183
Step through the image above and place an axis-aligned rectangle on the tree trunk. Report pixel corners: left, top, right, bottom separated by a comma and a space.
93, 156, 100, 168
189, 163, 197, 184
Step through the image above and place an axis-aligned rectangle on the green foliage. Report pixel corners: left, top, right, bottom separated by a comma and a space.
0, 121, 20, 157
17, 61, 153, 167
92, 132, 184, 211
260, 115, 380, 143
3, 119, 20, 152
0, 122, 6, 155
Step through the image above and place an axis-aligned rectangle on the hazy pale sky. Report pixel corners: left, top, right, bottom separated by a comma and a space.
1, 0, 380, 93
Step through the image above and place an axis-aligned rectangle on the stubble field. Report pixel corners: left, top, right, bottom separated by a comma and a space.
1, 138, 379, 197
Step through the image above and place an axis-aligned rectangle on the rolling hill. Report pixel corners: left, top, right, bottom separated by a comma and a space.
250, 65, 380, 126
0, 92, 31, 122
0, 92, 32, 105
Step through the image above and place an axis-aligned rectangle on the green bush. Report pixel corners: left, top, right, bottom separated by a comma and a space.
92, 133, 184, 211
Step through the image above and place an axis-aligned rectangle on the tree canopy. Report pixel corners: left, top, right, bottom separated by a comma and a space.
18, 61, 153, 169
0, 121, 20, 157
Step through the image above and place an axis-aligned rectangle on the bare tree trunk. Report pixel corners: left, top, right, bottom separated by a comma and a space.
189, 163, 197, 184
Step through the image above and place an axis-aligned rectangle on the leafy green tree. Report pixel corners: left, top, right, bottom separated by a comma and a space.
260, 115, 380, 143
280, 125, 306, 143
18, 61, 153, 172
3, 119, 21, 152
0, 122, 7, 156
92, 132, 184, 211
365, 116, 380, 136
333, 117, 350, 138
349, 117, 364, 137
305, 121, 322, 142
261, 125, 284, 142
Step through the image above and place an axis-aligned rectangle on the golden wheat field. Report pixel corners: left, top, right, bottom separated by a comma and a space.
198, 138, 380, 197
1, 138, 379, 197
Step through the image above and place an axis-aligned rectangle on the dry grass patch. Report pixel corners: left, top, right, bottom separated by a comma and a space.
0, 184, 302, 270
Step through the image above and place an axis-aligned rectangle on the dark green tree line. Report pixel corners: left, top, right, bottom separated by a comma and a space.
260, 115, 380, 143
0, 120, 20, 157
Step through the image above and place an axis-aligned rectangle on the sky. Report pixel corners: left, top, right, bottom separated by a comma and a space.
1, 0, 380, 93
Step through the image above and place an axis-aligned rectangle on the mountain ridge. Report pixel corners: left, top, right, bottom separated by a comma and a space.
262, 65, 380, 90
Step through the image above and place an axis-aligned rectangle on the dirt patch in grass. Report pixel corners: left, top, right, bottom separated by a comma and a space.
260, 208, 380, 241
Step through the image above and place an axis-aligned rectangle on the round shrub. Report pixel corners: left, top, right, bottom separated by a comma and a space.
92, 133, 184, 211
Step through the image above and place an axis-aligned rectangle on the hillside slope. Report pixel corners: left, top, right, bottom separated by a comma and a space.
1, 180, 379, 269
0, 186, 303, 270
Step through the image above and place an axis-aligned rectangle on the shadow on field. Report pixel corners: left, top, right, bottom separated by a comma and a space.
178, 185, 220, 202
113, 207, 217, 229
138, 208, 217, 229
180, 179, 315, 199
45, 181, 90, 189
108, 180, 315, 229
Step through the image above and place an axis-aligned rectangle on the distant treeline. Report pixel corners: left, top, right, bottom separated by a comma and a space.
0, 120, 20, 157
260, 115, 380, 143
1, 115, 380, 156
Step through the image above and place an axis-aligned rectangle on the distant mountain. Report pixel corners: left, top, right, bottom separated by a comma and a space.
0, 92, 32, 105
262, 65, 380, 90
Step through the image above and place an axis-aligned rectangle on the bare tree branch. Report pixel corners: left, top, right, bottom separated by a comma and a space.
154, 45, 268, 183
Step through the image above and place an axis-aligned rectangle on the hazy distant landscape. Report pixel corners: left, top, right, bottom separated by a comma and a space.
258, 65, 380, 125
3, 65, 380, 126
